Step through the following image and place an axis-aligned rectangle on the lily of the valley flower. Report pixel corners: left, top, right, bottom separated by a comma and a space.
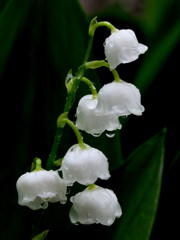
16, 170, 67, 210
104, 29, 148, 69
76, 94, 122, 136
96, 81, 144, 117
69, 185, 122, 226
61, 144, 110, 186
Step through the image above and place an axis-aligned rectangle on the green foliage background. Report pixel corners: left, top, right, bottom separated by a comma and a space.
0, 0, 179, 239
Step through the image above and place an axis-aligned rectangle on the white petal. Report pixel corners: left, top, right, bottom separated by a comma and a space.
61, 144, 110, 186
138, 43, 148, 54
69, 185, 122, 226
104, 29, 148, 69
76, 95, 121, 136
96, 81, 144, 116
16, 170, 67, 210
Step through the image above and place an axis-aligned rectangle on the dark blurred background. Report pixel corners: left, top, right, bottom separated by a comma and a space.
0, 0, 179, 239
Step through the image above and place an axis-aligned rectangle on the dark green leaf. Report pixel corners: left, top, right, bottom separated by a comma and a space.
150, 150, 180, 239
113, 129, 166, 240
0, 0, 33, 76
32, 230, 49, 240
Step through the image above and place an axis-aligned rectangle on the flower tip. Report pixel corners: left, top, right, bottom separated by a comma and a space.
138, 43, 148, 54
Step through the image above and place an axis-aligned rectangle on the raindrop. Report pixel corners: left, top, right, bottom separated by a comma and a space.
107, 218, 113, 225
106, 133, 115, 138
92, 132, 101, 137
60, 199, 67, 204
105, 130, 116, 138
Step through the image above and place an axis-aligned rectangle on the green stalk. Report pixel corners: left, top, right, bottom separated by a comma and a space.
80, 77, 98, 98
46, 26, 95, 170
65, 119, 86, 149
89, 17, 116, 36
46, 19, 117, 169
85, 60, 121, 82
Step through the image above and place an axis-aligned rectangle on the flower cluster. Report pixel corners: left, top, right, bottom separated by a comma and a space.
16, 18, 147, 228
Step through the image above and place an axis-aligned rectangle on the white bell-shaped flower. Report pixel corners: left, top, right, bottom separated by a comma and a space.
96, 81, 144, 117
104, 29, 148, 69
76, 94, 122, 136
69, 185, 122, 226
61, 144, 110, 186
16, 170, 67, 210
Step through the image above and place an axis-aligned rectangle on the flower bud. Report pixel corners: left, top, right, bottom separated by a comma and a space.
61, 144, 110, 186
69, 185, 122, 226
104, 29, 148, 69
16, 170, 67, 210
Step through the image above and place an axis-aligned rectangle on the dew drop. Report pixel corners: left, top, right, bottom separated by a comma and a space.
105, 130, 116, 138
92, 133, 101, 137
107, 218, 113, 225
60, 199, 67, 204
106, 133, 115, 138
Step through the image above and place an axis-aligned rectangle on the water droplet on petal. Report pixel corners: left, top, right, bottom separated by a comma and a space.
106, 133, 115, 138
106, 131, 116, 138
107, 218, 113, 225
105, 130, 116, 138
60, 199, 67, 204
92, 133, 101, 137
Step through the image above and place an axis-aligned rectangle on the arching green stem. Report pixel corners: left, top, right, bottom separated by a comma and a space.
85, 60, 121, 82
83, 35, 94, 64
84, 17, 116, 62
80, 77, 98, 98
56, 114, 86, 149
65, 119, 86, 149
111, 69, 121, 82
89, 17, 116, 37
